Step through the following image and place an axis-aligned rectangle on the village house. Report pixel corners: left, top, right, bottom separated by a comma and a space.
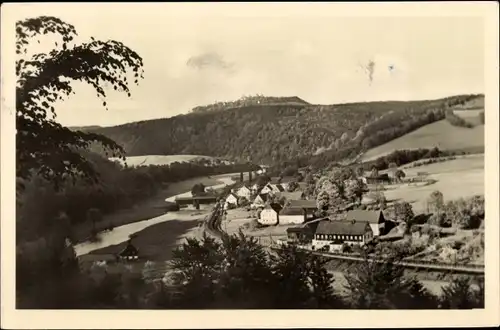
252, 193, 269, 209
260, 184, 274, 195
268, 183, 286, 194
269, 176, 295, 191
345, 209, 386, 236
277, 191, 305, 202
119, 239, 140, 261
224, 193, 238, 210
312, 219, 374, 252
258, 203, 282, 225
235, 184, 252, 200
279, 207, 307, 225
285, 218, 323, 243
364, 173, 391, 185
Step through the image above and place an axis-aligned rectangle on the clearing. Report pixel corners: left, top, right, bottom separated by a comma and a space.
222, 208, 290, 246
360, 119, 484, 162
381, 155, 484, 214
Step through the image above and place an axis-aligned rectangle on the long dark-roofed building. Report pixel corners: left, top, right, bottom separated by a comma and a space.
312, 219, 374, 252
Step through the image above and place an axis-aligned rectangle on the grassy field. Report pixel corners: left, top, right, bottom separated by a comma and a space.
360, 119, 484, 162
382, 155, 484, 214
72, 175, 220, 243
85, 216, 207, 261
108, 154, 228, 167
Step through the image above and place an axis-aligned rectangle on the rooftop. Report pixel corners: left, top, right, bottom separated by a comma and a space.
315, 219, 371, 236
277, 191, 303, 201
345, 210, 384, 224
280, 207, 305, 216
287, 199, 318, 209
264, 202, 283, 213
270, 176, 295, 184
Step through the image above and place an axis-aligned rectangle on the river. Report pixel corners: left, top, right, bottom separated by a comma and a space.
73, 172, 240, 257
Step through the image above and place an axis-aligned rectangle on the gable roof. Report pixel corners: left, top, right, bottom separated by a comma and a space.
226, 193, 238, 200
345, 210, 384, 224
237, 185, 251, 191
270, 183, 285, 192
315, 220, 371, 236
270, 176, 295, 184
287, 199, 317, 209
280, 207, 305, 216
264, 202, 282, 213
255, 193, 269, 203
277, 191, 303, 201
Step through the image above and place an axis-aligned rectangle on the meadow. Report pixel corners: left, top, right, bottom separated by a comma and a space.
383, 155, 484, 214
361, 119, 484, 162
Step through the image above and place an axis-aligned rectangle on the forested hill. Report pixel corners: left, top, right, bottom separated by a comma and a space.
85, 94, 483, 166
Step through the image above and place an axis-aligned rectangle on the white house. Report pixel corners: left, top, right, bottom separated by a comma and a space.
345, 210, 386, 236
260, 184, 274, 195
224, 193, 238, 209
252, 193, 269, 209
268, 183, 286, 194
258, 203, 282, 226
235, 185, 252, 200
312, 219, 374, 252
279, 207, 307, 225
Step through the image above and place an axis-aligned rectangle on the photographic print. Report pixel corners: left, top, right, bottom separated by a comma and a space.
1, 2, 499, 329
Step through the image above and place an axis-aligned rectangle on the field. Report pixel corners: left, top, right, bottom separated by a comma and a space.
360, 119, 484, 162
83, 213, 208, 261
222, 208, 289, 245
109, 154, 232, 167
382, 155, 484, 214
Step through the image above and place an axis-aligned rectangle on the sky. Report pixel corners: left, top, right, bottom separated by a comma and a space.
10, 3, 485, 127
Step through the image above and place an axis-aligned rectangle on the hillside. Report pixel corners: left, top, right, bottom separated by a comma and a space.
85, 94, 483, 166
360, 118, 484, 162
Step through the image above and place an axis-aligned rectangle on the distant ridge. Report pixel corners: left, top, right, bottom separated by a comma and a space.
77, 94, 483, 167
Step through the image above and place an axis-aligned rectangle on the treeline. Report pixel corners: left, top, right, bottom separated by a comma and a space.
191, 95, 309, 113
360, 148, 450, 171
85, 94, 483, 167
16, 151, 257, 243
16, 231, 484, 309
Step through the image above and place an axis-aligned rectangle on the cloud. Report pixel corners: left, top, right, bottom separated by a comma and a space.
186, 51, 235, 72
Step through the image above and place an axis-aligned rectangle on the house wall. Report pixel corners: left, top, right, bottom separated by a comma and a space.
226, 195, 238, 205
369, 223, 385, 236
261, 186, 272, 194
279, 215, 305, 225
258, 209, 278, 225
236, 188, 252, 199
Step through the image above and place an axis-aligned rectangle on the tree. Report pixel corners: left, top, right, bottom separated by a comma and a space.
287, 181, 299, 192
439, 276, 484, 309
393, 201, 415, 224
345, 179, 367, 204
388, 162, 398, 178
427, 190, 444, 214
16, 16, 144, 190
345, 251, 438, 309
191, 183, 206, 196
394, 169, 406, 182
256, 174, 271, 188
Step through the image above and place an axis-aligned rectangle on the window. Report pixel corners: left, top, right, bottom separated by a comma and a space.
333, 234, 337, 239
